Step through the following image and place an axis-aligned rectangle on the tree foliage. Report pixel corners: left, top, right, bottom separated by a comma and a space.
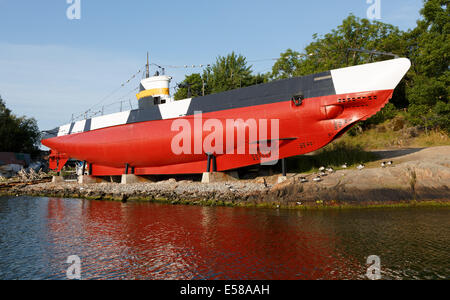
174, 73, 205, 100
205, 52, 253, 94
405, 0, 449, 132
0, 95, 41, 154
174, 52, 268, 100
272, 15, 406, 77
272, 15, 409, 109
270, 49, 304, 80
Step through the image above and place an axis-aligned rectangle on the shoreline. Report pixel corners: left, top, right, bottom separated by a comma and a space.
2, 177, 449, 211
1, 188, 450, 211
2, 146, 449, 210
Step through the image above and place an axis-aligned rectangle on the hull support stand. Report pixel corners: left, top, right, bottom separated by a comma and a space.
206, 153, 217, 173
121, 163, 149, 184
278, 158, 288, 184
78, 175, 106, 184
202, 153, 239, 183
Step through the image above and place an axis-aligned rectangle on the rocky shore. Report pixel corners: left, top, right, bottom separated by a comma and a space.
2, 146, 449, 209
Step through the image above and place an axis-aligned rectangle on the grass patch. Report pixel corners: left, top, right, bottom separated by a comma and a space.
340, 116, 450, 150
341, 127, 450, 149
410, 130, 450, 147
287, 141, 378, 173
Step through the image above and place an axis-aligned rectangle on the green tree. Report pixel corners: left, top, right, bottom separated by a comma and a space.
279, 15, 405, 75
251, 72, 270, 86
270, 49, 303, 80
174, 73, 206, 100
272, 15, 409, 109
0, 95, 41, 154
206, 52, 253, 94
174, 52, 268, 99
405, 0, 449, 133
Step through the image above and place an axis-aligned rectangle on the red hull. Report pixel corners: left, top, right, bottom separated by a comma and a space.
43, 90, 393, 175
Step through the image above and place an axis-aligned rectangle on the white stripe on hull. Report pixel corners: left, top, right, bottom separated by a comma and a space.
57, 124, 72, 137
71, 120, 86, 134
90, 111, 131, 131
158, 98, 192, 120
331, 58, 411, 94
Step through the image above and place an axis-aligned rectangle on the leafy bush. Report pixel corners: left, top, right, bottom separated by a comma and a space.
407, 101, 450, 134
0, 96, 41, 154
364, 103, 399, 127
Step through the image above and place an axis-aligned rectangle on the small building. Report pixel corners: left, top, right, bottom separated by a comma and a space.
0, 152, 31, 167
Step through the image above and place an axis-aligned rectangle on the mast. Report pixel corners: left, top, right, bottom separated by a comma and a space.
146, 52, 150, 79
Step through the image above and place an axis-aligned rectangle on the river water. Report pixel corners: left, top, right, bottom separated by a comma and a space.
0, 196, 448, 280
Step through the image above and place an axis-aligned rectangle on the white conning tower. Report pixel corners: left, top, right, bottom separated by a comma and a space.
136, 75, 174, 105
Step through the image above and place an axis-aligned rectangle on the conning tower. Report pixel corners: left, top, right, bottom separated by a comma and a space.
136, 54, 174, 107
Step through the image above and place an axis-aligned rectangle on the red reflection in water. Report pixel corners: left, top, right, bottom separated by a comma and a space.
46, 198, 362, 280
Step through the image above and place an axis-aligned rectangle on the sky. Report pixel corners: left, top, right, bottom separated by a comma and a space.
0, 0, 423, 130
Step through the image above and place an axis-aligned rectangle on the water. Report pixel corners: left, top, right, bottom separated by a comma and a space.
0, 196, 448, 280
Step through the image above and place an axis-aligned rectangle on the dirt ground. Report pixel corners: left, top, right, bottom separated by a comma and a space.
264, 146, 450, 204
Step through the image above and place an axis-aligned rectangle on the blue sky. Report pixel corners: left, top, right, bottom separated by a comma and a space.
0, 0, 423, 130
